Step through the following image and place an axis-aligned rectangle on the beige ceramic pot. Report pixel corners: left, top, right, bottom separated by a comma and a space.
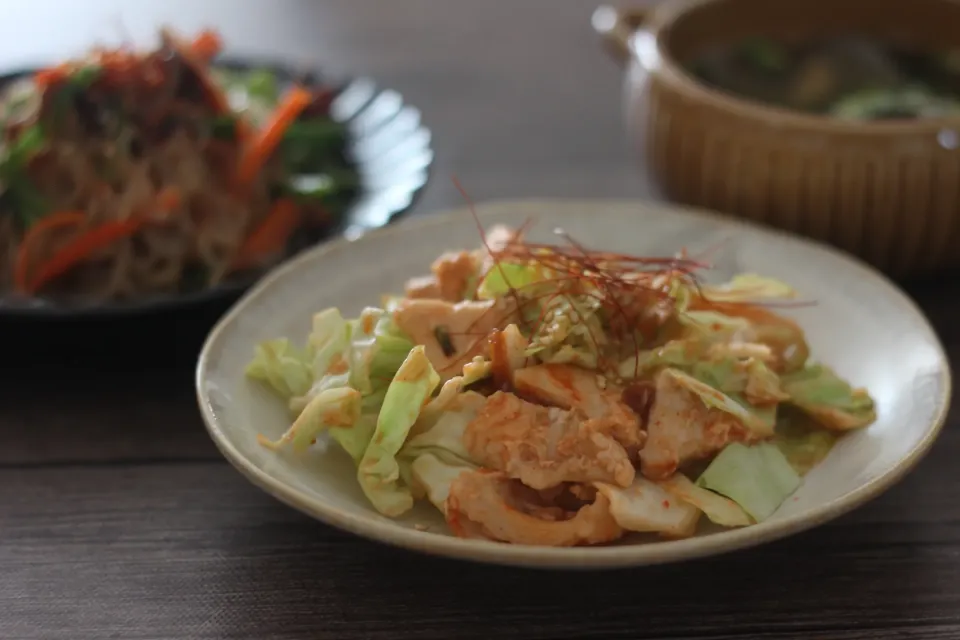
593, 0, 960, 278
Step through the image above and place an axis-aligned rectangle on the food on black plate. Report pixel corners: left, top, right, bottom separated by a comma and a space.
0, 28, 358, 302
686, 34, 960, 121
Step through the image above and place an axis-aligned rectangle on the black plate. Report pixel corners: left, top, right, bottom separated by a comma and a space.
0, 59, 433, 319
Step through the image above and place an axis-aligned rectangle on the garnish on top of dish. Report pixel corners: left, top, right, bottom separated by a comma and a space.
245, 203, 876, 547
687, 34, 960, 120
0, 28, 358, 302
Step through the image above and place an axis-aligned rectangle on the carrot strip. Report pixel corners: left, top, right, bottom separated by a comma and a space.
21, 187, 184, 293
25, 217, 145, 293
231, 198, 301, 270
13, 211, 87, 292
34, 64, 71, 89
164, 28, 231, 115
154, 186, 182, 214
165, 29, 244, 139
191, 30, 223, 62
234, 86, 313, 190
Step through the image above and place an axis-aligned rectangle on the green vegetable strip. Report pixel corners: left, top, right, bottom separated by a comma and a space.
357, 345, 440, 517
697, 442, 801, 522
0, 124, 48, 225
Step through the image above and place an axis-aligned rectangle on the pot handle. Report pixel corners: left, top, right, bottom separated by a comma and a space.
591, 5, 650, 65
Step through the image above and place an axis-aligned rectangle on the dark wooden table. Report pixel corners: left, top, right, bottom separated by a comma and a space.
3, 2, 959, 639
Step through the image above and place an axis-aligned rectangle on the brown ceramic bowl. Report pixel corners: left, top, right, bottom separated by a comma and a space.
593, 0, 960, 278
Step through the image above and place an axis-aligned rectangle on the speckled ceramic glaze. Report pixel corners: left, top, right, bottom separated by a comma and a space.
196, 199, 950, 569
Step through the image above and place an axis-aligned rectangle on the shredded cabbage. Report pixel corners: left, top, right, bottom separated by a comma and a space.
248, 305, 415, 464
294, 308, 411, 411
257, 386, 362, 452
699, 274, 798, 303
692, 356, 787, 406
697, 442, 801, 522
357, 346, 441, 516
780, 363, 876, 430
617, 338, 703, 379
330, 415, 378, 464
415, 358, 491, 431
402, 390, 486, 466
474, 259, 609, 370
476, 261, 547, 300
304, 308, 352, 391
300, 307, 414, 402
658, 474, 753, 527
664, 368, 777, 436
245, 338, 313, 400
409, 453, 474, 515
526, 294, 605, 369
774, 410, 839, 475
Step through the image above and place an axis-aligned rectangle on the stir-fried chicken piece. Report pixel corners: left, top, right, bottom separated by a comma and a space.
403, 224, 519, 301
639, 369, 763, 480
393, 297, 518, 381
446, 470, 623, 546
432, 251, 478, 301
403, 251, 478, 301
463, 391, 636, 489
404, 275, 441, 300
513, 364, 645, 452
406, 251, 480, 302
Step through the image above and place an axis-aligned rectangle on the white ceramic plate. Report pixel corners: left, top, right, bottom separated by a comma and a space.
196, 199, 951, 569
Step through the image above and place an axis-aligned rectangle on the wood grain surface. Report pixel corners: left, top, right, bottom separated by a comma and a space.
1, 2, 958, 639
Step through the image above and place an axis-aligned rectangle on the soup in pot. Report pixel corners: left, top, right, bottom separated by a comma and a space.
685, 34, 960, 120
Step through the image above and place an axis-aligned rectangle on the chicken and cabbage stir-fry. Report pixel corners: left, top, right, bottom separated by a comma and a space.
246, 223, 876, 547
